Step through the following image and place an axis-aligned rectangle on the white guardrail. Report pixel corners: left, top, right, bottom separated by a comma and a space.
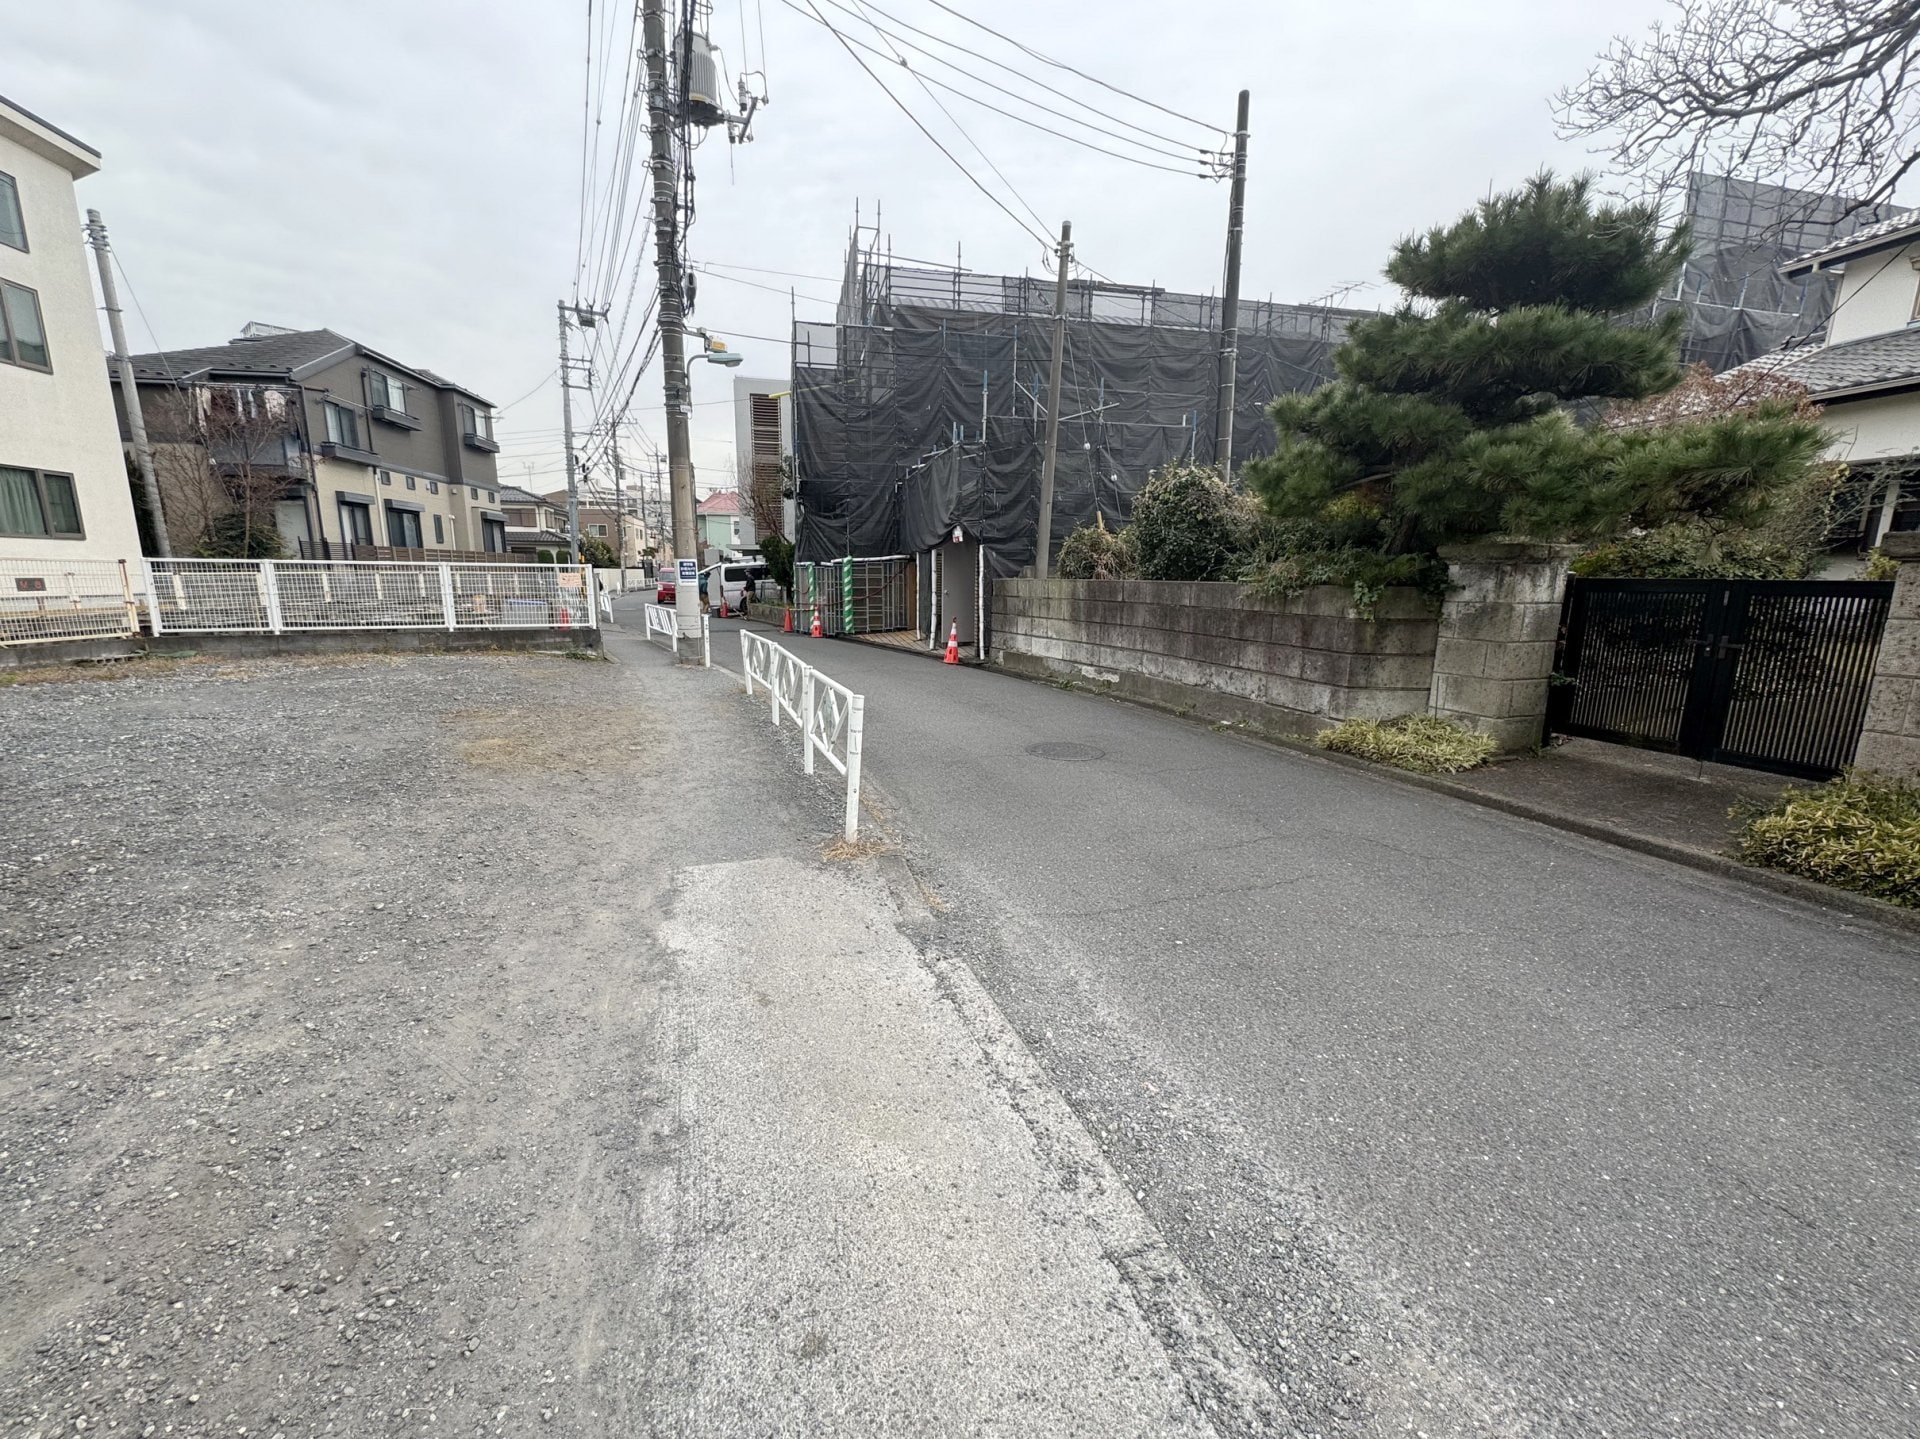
144, 558, 598, 635
644, 602, 710, 666
741, 630, 867, 840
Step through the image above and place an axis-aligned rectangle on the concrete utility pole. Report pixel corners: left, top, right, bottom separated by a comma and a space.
557, 301, 582, 565
643, 0, 701, 643
609, 425, 631, 586
1214, 90, 1251, 478
85, 210, 170, 556
1033, 219, 1071, 581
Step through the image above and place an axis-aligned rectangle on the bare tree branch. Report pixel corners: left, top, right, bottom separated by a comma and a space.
1559, 1, 1920, 211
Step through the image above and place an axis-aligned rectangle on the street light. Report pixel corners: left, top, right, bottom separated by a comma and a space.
669, 331, 744, 642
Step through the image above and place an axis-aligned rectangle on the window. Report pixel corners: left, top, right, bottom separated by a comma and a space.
338, 498, 374, 545
325, 401, 361, 450
482, 517, 507, 553
487, 490, 496, 504
385, 504, 423, 548
367, 371, 407, 415
469, 486, 479, 499
427, 479, 439, 495
0, 466, 83, 538
432, 514, 445, 545
0, 173, 24, 252
404, 474, 416, 491
0, 280, 49, 369
377, 469, 392, 486
588, 523, 607, 537
458, 402, 494, 442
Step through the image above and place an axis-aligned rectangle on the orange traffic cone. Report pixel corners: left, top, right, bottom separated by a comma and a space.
783, 606, 794, 634
559, 605, 573, 630
943, 620, 961, 664
810, 608, 823, 638
716, 592, 729, 618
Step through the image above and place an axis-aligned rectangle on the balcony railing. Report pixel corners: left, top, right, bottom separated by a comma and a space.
298, 540, 518, 564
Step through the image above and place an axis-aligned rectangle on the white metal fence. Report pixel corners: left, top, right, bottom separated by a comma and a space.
644, 602, 710, 666
144, 559, 598, 635
741, 630, 867, 839
0, 558, 142, 645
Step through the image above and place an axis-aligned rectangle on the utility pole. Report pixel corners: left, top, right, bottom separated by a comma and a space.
609, 425, 631, 587
1033, 219, 1071, 580
557, 301, 582, 565
643, 0, 702, 643
85, 210, 170, 556
1214, 89, 1250, 478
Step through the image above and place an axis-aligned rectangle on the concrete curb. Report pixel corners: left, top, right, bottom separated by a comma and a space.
989, 661, 1920, 945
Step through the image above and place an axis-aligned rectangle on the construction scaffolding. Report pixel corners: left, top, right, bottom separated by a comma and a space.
1646, 173, 1910, 373
791, 222, 1372, 577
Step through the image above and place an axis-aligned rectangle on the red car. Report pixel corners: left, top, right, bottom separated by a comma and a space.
655, 574, 676, 604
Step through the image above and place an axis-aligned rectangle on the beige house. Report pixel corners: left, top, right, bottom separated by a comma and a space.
124, 325, 506, 558
0, 95, 142, 569
541, 488, 649, 566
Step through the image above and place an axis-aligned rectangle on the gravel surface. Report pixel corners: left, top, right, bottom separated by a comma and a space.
0, 651, 689, 1437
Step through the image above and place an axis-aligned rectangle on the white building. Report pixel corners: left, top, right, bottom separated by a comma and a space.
0, 95, 142, 570
1748, 217, 1920, 548
733, 373, 791, 539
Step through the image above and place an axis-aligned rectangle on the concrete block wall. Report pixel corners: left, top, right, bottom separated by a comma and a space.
1855, 533, 1920, 778
992, 579, 1440, 739
1427, 542, 1576, 752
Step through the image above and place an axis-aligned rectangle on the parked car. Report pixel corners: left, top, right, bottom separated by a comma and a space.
655, 574, 676, 604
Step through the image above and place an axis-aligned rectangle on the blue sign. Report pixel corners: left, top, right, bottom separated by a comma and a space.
677, 558, 698, 582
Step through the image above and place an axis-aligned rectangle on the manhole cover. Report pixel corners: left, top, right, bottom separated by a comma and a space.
1025, 741, 1107, 761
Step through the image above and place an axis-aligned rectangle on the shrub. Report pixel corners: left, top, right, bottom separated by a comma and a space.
1736, 772, 1920, 908
578, 536, 618, 569
759, 533, 795, 595
1314, 714, 1497, 774
194, 510, 285, 559
1056, 513, 1135, 579
1571, 524, 1813, 580
536, 549, 556, 565
1128, 462, 1250, 581
1865, 548, 1901, 581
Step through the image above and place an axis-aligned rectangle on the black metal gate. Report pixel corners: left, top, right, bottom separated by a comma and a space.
1549, 578, 1893, 780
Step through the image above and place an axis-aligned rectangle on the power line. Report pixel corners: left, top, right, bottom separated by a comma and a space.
790, 0, 1054, 255
812, 0, 1217, 164
920, 0, 1225, 137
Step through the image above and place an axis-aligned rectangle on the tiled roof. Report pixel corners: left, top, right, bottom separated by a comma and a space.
496, 486, 551, 506
1784, 213, 1920, 274
697, 489, 743, 515
127, 329, 355, 382
1727, 327, 1920, 398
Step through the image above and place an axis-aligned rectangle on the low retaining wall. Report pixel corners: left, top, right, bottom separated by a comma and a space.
0, 626, 600, 670
992, 579, 1440, 739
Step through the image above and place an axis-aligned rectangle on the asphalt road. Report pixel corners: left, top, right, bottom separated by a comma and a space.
710, 614, 1920, 1439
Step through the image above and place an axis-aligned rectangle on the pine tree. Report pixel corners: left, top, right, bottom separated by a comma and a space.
1243, 173, 1822, 556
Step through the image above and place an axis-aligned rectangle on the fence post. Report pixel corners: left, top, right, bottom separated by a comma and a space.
260, 560, 284, 635
117, 559, 139, 637
582, 566, 600, 629
703, 612, 711, 668
843, 692, 865, 841
438, 564, 458, 631
802, 669, 816, 775
143, 560, 165, 635
770, 649, 781, 725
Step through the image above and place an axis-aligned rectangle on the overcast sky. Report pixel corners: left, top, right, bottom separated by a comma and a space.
9, 0, 1674, 503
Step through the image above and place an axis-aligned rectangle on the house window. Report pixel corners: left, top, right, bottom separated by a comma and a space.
367, 371, 407, 415
432, 514, 445, 545
377, 469, 392, 486
0, 173, 25, 252
404, 474, 416, 491
385, 504, 423, 548
0, 280, 50, 369
0, 465, 82, 538
482, 517, 507, 553
487, 490, 496, 504
427, 480, 439, 495
338, 498, 373, 545
588, 523, 607, 537
469, 486, 479, 499
458, 402, 494, 442
325, 401, 361, 449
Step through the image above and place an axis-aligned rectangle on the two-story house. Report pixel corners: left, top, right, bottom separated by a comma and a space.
498, 485, 572, 559
0, 95, 142, 569
540, 488, 648, 567
123, 324, 509, 558
1742, 217, 1920, 549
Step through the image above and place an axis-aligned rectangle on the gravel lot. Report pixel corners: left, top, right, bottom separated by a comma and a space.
1, 651, 691, 1438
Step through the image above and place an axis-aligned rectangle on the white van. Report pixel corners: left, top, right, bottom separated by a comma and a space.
703, 560, 771, 612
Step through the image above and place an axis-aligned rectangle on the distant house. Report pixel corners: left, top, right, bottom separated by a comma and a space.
122, 324, 507, 558
732, 374, 790, 539
697, 488, 755, 553
540, 488, 648, 567
1735, 216, 1920, 550
498, 485, 571, 558
0, 94, 143, 570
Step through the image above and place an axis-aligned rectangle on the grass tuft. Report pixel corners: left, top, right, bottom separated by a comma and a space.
1314, 714, 1497, 774
1736, 771, 1920, 909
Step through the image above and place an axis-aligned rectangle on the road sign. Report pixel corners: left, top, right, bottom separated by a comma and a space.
678, 558, 698, 582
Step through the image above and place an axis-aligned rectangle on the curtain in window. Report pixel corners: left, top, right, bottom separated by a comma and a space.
0, 175, 25, 249
0, 466, 45, 534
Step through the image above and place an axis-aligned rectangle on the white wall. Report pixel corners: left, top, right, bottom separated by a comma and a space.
0, 106, 142, 571
1820, 393, 1920, 463
1827, 244, 1920, 345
